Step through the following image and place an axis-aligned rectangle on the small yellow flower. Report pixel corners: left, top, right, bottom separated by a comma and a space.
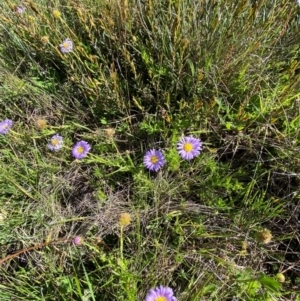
119, 213, 131, 227
28, 16, 35, 23
41, 36, 49, 45
256, 228, 272, 244
35, 118, 47, 130
52, 9, 61, 19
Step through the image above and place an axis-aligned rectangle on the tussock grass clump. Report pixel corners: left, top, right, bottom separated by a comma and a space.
0, 0, 300, 300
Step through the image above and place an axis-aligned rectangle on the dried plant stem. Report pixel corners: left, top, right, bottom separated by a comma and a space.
0, 238, 74, 265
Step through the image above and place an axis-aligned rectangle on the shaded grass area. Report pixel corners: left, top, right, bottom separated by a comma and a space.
0, 0, 300, 300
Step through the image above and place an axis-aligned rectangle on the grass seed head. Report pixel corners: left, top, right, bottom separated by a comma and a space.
256, 228, 272, 244
119, 213, 131, 227
35, 118, 47, 129
105, 128, 115, 138
40, 36, 49, 45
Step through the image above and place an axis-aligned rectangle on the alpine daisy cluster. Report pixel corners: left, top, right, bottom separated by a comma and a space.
143, 135, 203, 172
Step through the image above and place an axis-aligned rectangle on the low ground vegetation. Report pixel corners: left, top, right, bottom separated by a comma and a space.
0, 0, 300, 300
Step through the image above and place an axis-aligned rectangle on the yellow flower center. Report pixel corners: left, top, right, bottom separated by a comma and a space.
150, 155, 158, 164
154, 297, 167, 301
183, 142, 193, 152
1, 124, 8, 130
77, 146, 84, 154
62, 42, 69, 49
51, 139, 59, 146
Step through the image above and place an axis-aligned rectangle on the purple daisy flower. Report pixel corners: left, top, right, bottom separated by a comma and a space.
72, 140, 91, 159
73, 236, 83, 245
143, 149, 165, 172
177, 136, 202, 160
47, 134, 63, 151
59, 38, 73, 54
0, 119, 13, 134
16, 6, 25, 14
145, 285, 177, 301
